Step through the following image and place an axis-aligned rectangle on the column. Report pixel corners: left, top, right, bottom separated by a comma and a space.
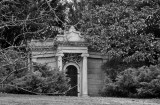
81, 53, 89, 96
56, 53, 64, 71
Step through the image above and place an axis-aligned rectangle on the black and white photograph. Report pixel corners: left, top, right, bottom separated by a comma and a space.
0, 0, 160, 105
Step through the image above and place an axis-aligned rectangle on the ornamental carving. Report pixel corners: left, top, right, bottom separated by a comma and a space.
62, 53, 82, 65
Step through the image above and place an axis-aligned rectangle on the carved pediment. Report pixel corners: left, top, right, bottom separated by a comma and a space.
56, 26, 85, 42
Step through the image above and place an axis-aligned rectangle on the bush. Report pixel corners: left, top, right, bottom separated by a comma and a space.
101, 65, 160, 98
102, 58, 146, 81
101, 83, 119, 97
1, 62, 70, 95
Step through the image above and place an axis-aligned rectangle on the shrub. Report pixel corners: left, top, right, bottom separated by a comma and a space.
101, 65, 160, 98
1, 62, 70, 95
101, 83, 119, 97
102, 58, 146, 81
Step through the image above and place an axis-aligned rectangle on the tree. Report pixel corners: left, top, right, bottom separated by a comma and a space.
79, 0, 160, 65
0, 0, 66, 48
0, 0, 71, 95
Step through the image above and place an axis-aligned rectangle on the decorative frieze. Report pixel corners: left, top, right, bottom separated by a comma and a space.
30, 46, 56, 51
62, 53, 82, 65
55, 41, 89, 47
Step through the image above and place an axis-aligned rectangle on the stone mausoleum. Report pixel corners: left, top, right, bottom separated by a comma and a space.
29, 26, 107, 97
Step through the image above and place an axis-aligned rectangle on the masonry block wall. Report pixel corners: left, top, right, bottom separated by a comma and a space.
88, 57, 105, 96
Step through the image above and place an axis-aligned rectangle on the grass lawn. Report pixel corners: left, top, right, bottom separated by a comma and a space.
0, 93, 160, 105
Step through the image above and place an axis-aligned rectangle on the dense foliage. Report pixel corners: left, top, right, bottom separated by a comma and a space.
80, 0, 160, 65
101, 65, 160, 98
8, 63, 70, 95
0, 49, 70, 95
1, 63, 70, 95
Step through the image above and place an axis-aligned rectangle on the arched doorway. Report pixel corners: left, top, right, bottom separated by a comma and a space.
65, 65, 78, 96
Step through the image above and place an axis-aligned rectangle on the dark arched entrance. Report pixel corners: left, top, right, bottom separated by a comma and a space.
66, 65, 78, 96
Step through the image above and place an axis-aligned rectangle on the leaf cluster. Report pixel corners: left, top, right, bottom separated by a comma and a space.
101, 65, 160, 98
80, 0, 160, 65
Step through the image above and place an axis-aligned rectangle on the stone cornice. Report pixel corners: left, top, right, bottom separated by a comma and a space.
88, 51, 108, 59
55, 41, 89, 47
30, 46, 56, 51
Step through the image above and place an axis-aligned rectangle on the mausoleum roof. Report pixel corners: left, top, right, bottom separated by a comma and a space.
56, 26, 85, 42
55, 26, 88, 47
28, 26, 88, 51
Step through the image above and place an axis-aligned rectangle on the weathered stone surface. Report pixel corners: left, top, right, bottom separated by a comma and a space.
56, 26, 85, 42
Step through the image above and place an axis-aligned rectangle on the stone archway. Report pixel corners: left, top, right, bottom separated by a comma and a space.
65, 65, 78, 96
64, 62, 80, 96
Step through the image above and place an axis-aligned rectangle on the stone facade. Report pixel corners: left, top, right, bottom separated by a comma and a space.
28, 26, 106, 96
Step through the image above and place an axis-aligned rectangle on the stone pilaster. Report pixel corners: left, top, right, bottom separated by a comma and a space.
81, 53, 89, 96
56, 53, 64, 71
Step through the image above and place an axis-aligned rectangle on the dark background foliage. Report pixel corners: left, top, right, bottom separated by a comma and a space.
101, 65, 160, 98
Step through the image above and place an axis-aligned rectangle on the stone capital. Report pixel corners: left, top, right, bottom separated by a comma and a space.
81, 53, 89, 57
